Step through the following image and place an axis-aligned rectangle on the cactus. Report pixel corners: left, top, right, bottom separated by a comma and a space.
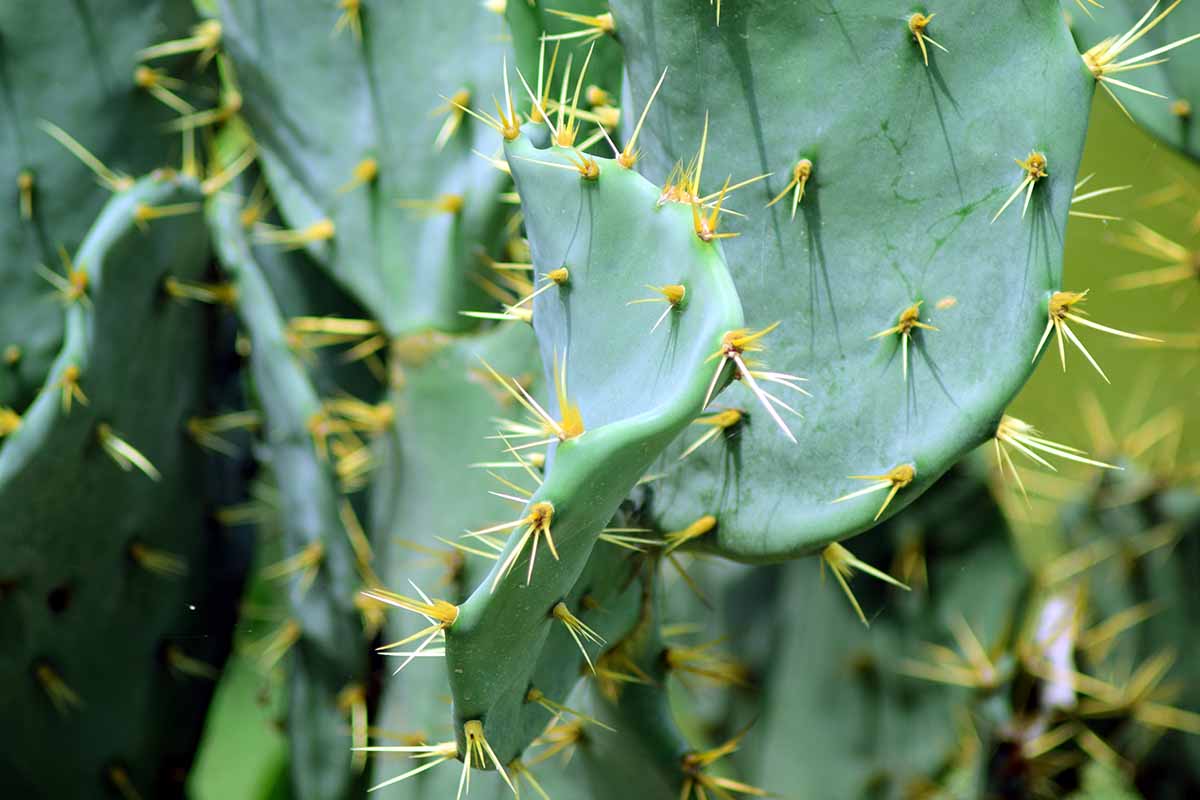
208, 178, 381, 800
1065, 0, 1200, 163
599, 0, 1115, 559
215, 0, 517, 336
0, 0, 199, 410
0, 172, 242, 798
6, 0, 1200, 796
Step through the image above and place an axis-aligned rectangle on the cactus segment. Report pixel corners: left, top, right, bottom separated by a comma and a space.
216, 0, 518, 336
608, 0, 1096, 559
0, 0, 199, 410
209, 187, 371, 800
0, 173, 239, 798
434, 124, 745, 765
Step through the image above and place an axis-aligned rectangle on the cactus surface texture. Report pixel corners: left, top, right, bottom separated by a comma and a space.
4, 2, 1200, 799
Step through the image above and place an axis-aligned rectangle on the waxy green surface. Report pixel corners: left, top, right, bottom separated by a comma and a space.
608, 0, 1095, 559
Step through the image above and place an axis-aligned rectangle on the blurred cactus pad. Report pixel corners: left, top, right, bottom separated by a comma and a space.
2, 1, 1200, 799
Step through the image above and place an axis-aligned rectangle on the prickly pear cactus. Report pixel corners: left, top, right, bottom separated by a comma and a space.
0, 173, 240, 798
608, 0, 1101, 558
0, 0, 199, 410
1065, 0, 1200, 163
208, 181, 379, 800
215, 0, 517, 336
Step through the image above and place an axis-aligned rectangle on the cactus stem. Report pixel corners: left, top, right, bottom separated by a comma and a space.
543, 9, 615, 44
992, 151, 1048, 222
908, 13, 948, 67
552, 601, 605, 674
821, 542, 910, 627
1033, 290, 1162, 383
766, 158, 813, 220
525, 686, 615, 731
357, 739, 458, 792
260, 541, 324, 590
128, 541, 189, 578
36, 246, 90, 307
97, 423, 161, 481
34, 662, 83, 715
832, 464, 916, 521
1081, 1, 1200, 118
870, 301, 938, 382
17, 169, 34, 219
1113, 222, 1199, 288
254, 218, 336, 249
38, 120, 134, 192
333, 0, 363, 41
678, 408, 741, 461
664, 515, 717, 554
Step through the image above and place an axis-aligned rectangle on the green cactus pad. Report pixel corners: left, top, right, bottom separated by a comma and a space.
440, 126, 744, 764
1065, 0, 1200, 163
208, 187, 370, 800
368, 320, 541, 797
216, 0, 516, 336
0, 173, 236, 798
0, 0, 198, 410
740, 468, 1026, 798
608, 0, 1095, 560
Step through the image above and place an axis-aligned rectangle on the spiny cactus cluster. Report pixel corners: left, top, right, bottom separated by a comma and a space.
2, 1, 1199, 798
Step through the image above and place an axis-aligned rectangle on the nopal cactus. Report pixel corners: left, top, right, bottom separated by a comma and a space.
5, 0, 1200, 798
